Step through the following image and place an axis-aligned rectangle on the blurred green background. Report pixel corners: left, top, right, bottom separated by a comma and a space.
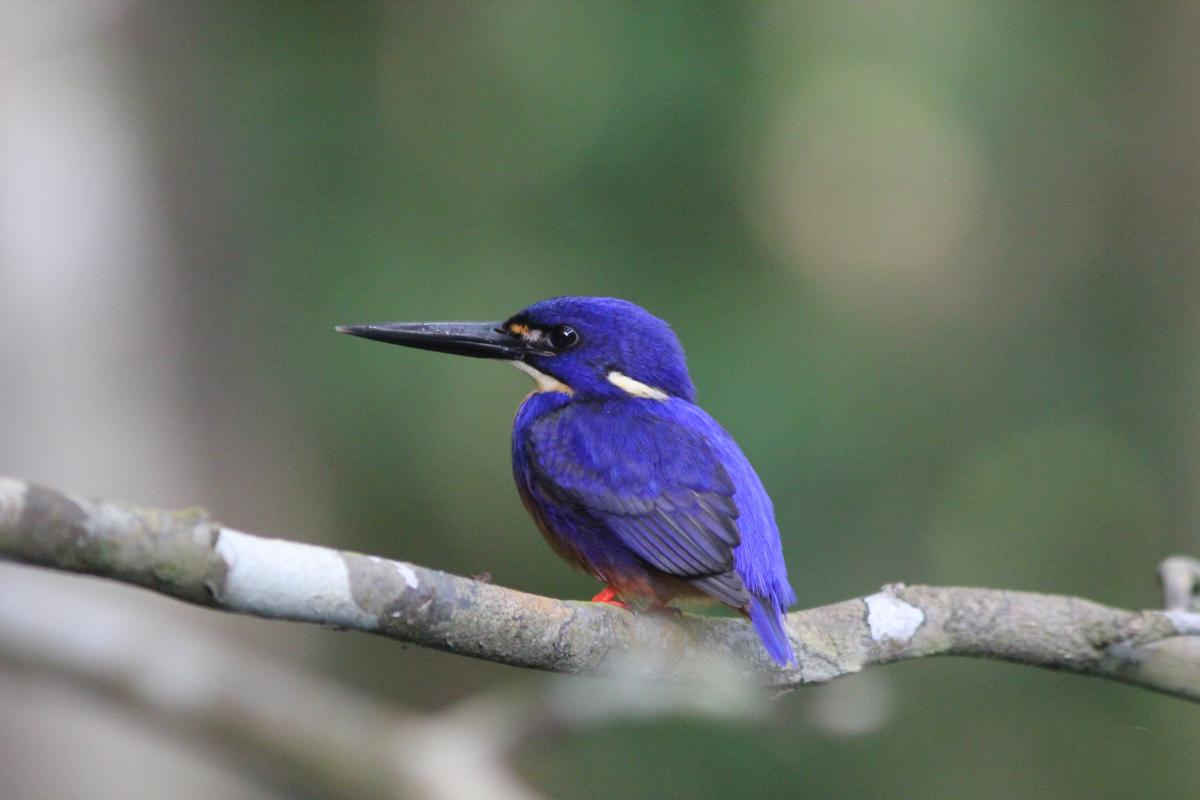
2, 2, 1199, 798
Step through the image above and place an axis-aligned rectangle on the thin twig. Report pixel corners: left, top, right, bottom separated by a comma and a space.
1159, 555, 1200, 612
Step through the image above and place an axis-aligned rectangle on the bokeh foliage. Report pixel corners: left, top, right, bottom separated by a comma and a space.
9, 2, 1200, 797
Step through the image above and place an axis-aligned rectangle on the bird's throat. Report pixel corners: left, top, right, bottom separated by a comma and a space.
512, 361, 573, 395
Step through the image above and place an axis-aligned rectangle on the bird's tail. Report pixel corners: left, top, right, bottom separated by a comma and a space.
748, 594, 794, 666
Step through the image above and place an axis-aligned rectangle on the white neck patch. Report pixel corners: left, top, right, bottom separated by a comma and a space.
512, 361, 573, 395
607, 371, 669, 400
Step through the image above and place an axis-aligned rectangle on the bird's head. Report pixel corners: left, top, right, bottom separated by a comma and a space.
337, 296, 696, 402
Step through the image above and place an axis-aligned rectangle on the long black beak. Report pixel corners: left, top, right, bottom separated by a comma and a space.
335, 321, 550, 360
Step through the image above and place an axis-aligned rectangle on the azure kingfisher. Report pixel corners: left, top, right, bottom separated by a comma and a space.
337, 297, 796, 665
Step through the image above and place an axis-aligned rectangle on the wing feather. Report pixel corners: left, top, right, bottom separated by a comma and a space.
526, 403, 750, 605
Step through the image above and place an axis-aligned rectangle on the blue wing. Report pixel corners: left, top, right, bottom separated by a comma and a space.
525, 401, 751, 607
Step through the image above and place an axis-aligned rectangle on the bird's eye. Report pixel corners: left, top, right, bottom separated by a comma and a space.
548, 325, 579, 350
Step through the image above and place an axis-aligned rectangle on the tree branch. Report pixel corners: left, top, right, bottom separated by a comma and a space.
0, 563, 637, 800
1159, 555, 1200, 612
0, 564, 762, 800
0, 565, 415, 800
2, 476, 1199, 699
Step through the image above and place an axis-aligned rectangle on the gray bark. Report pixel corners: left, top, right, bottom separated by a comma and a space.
2, 476, 1199, 700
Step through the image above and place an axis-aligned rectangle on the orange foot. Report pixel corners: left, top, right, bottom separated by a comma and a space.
590, 585, 631, 610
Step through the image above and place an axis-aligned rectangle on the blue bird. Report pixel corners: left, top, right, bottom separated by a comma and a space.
338, 297, 797, 665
